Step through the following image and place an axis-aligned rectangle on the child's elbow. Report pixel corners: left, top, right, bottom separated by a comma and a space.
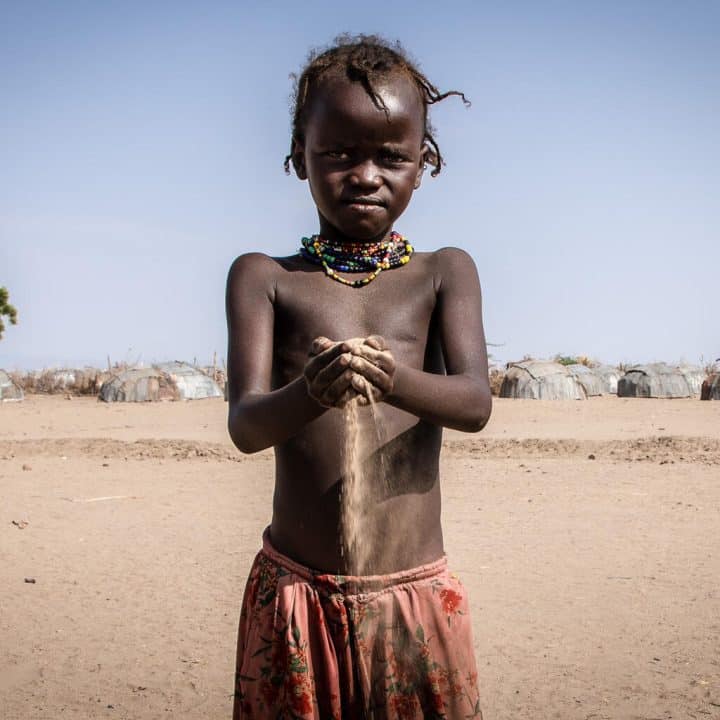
228, 408, 267, 454
462, 386, 492, 433
229, 429, 264, 455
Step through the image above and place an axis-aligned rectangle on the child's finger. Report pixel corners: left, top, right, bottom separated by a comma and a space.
364, 335, 387, 350
312, 353, 353, 390
310, 336, 335, 355
351, 345, 395, 374
319, 368, 357, 406
349, 356, 393, 393
351, 375, 382, 403
304, 343, 350, 381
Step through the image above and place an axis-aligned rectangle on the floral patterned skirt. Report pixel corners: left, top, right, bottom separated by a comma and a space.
233, 530, 482, 720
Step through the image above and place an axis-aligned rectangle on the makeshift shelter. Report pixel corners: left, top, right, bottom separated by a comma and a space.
701, 374, 720, 400
566, 364, 605, 397
0, 369, 24, 402
99, 368, 179, 402
99, 362, 223, 402
500, 360, 586, 400
617, 363, 693, 398
592, 364, 621, 395
677, 365, 705, 396
153, 362, 223, 400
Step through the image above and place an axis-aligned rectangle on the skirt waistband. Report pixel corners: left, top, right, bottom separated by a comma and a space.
261, 527, 448, 596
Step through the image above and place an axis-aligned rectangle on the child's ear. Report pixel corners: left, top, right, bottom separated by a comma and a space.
414, 144, 430, 189
291, 138, 307, 180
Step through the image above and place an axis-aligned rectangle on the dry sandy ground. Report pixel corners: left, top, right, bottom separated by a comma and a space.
1, 395, 719, 720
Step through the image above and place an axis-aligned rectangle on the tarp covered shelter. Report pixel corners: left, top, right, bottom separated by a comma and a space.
566, 364, 606, 397
617, 363, 694, 398
154, 362, 223, 400
500, 360, 585, 400
701, 374, 720, 400
0, 369, 23, 402
99, 362, 222, 402
677, 365, 705, 396
99, 367, 179, 402
593, 365, 621, 395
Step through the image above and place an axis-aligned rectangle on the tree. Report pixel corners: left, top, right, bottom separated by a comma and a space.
0, 287, 18, 339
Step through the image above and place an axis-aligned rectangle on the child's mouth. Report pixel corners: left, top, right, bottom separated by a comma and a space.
343, 197, 385, 211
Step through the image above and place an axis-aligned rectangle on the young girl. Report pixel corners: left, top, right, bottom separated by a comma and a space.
227, 34, 491, 719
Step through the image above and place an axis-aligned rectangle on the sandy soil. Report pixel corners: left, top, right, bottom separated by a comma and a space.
1, 395, 719, 719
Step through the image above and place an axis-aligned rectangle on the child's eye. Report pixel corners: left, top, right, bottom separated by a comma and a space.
381, 150, 410, 164
325, 150, 350, 160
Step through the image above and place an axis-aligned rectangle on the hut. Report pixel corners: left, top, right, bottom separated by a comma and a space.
592, 365, 621, 395
676, 365, 705, 396
0, 369, 24, 402
153, 361, 223, 400
500, 360, 586, 400
566, 364, 606, 397
617, 363, 693, 398
99, 367, 179, 402
99, 362, 223, 402
701, 374, 720, 401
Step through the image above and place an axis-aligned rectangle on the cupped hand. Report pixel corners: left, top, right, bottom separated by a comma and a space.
305, 335, 395, 408
304, 336, 362, 408
347, 335, 396, 405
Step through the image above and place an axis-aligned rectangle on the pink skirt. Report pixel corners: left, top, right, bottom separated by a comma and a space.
233, 530, 483, 719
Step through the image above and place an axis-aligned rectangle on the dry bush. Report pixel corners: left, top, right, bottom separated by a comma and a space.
201, 366, 226, 386
9, 368, 110, 396
489, 367, 505, 396
8, 370, 28, 391
553, 354, 597, 367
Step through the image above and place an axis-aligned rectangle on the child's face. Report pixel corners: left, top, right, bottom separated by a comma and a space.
293, 72, 427, 243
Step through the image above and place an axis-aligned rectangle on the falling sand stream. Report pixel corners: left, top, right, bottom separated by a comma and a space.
340, 380, 389, 576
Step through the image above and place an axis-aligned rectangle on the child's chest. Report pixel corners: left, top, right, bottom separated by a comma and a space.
272, 264, 438, 379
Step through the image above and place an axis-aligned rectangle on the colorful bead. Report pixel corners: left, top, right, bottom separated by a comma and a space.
299, 231, 414, 288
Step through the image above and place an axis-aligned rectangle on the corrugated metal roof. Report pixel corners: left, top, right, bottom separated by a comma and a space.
566, 364, 606, 397
98, 362, 222, 402
153, 362, 222, 400
500, 361, 585, 400
617, 363, 693, 398
676, 365, 705, 396
99, 368, 178, 403
592, 365, 621, 395
0, 369, 24, 402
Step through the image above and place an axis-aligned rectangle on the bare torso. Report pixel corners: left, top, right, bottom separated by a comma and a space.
227, 243, 490, 576
267, 252, 445, 573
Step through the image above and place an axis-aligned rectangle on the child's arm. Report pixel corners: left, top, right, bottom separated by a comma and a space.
349, 247, 492, 432
226, 254, 357, 453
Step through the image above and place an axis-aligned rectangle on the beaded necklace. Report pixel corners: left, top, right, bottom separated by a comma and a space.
299, 231, 413, 288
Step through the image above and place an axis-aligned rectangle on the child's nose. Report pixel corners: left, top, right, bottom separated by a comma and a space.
348, 160, 382, 188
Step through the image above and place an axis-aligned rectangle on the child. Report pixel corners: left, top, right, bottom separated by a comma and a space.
227, 34, 491, 719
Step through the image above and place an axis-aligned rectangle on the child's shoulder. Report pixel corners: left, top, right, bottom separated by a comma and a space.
226, 252, 307, 305
421, 246, 476, 264
228, 251, 302, 271
227, 251, 303, 282
414, 246, 480, 289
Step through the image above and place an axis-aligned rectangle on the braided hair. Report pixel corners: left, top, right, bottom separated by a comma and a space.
285, 34, 470, 178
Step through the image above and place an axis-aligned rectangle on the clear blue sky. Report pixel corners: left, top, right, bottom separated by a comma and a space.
2, 1, 718, 370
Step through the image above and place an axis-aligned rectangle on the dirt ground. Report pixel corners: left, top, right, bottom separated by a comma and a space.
1, 395, 719, 720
